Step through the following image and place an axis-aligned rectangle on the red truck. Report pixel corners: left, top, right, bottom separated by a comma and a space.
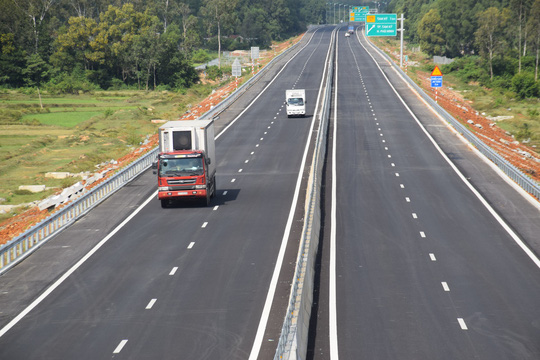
153, 120, 216, 207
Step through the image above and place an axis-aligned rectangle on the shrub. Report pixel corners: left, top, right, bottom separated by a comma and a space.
46, 67, 99, 94
13, 189, 32, 195
443, 56, 488, 84
528, 108, 539, 118
108, 78, 127, 91
192, 49, 211, 64
511, 72, 538, 99
515, 123, 532, 141
206, 66, 222, 81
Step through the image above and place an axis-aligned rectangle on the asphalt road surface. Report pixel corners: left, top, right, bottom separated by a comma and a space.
308, 27, 540, 360
1, 25, 540, 360
0, 27, 335, 360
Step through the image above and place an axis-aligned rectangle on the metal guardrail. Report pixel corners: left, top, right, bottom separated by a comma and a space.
365, 37, 540, 200
0, 32, 313, 275
274, 28, 336, 360
0, 148, 158, 275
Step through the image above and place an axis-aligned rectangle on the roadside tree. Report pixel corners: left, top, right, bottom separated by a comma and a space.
527, 0, 540, 80
201, 0, 238, 68
475, 7, 511, 80
417, 9, 445, 56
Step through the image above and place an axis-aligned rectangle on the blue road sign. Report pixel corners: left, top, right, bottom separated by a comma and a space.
431, 76, 443, 88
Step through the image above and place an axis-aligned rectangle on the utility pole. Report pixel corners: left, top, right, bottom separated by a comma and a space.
398, 13, 405, 68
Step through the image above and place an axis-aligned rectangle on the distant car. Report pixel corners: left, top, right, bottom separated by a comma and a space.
345, 32, 350, 37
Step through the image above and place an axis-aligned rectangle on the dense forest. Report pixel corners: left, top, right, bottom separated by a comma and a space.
0, 0, 326, 91
2, 0, 539, 97
388, 0, 540, 98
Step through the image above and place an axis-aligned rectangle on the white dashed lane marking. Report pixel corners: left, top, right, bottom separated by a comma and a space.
441, 282, 450, 292
429, 253, 437, 261
146, 299, 157, 309
113, 340, 128, 354
458, 318, 468, 330
169, 267, 178, 275
187, 242, 195, 249
201, 222, 208, 228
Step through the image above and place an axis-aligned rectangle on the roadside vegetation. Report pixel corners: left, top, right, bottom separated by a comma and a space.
0, 29, 299, 225
382, 0, 540, 149
0, 0, 324, 92
0, 0, 320, 223
0, 83, 219, 220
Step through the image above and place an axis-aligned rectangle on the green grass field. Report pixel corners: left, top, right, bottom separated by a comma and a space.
22, 111, 104, 127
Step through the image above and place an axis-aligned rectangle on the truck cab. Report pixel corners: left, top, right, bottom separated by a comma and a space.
155, 151, 215, 207
286, 89, 306, 118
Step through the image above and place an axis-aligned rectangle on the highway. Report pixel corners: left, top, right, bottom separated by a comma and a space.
0, 28, 334, 359
1, 24, 540, 360
308, 27, 540, 359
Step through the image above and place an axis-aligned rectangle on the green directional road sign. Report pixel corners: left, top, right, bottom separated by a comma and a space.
351, 6, 369, 13
365, 14, 397, 36
350, 5, 369, 22
350, 11, 368, 22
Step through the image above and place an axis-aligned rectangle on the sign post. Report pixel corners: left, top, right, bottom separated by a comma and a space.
430, 66, 443, 102
232, 59, 241, 90
398, 13, 404, 68
251, 47, 259, 75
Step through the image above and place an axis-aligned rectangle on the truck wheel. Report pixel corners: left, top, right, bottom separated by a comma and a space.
211, 178, 216, 198
161, 199, 169, 208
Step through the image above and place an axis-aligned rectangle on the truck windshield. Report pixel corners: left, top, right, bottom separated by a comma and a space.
159, 157, 204, 177
287, 97, 304, 106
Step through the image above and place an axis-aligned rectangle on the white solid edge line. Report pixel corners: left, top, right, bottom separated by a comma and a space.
329, 27, 340, 360
248, 27, 334, 360
357, 31, 540, 270
0, 191, 157, 338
